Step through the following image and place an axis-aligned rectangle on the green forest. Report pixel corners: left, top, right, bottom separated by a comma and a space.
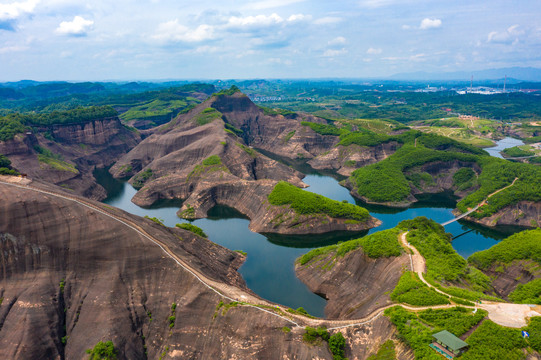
268, 181, 370, 221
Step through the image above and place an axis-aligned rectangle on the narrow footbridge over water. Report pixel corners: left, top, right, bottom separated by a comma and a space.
440, 177, 518, 227
440, 205, 479, 226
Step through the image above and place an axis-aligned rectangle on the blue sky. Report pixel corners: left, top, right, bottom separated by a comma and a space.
0, 0, 540, 81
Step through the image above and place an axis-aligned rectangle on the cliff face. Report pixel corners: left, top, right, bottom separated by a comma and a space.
168, 172, 380, 234
308, 142, 399, 177
111, 95, 379, 235
296, 249, 409, 319
210, 93, 397, 174
0, 117, 140, 200
483, 260, 541, 299
464, 201, 541, 228
0, 180, 401, 360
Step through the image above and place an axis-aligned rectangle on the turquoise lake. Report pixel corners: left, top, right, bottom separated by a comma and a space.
94, 137, 526, 317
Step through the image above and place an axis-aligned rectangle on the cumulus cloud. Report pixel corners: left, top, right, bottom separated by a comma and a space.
227, 13, 283, 28
367, 47, 382, 54
0, 44, 28, 54
314, 16, 342, 25
269, 57, 293, 65
419, 18, 441, 30
487, 25, 524, 44
328, 36, 346, 46
225, 13, 309, 30
323, 48, 347, 57
359, 0, 399, 8
153, 20, 215, 43
0, 0, 38, 20
0, 0, 38, 31
244, 0, 306, 10
55, 16, 94, 36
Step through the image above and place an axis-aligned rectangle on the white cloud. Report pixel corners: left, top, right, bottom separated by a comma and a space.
323, 48, 347, 57
228, 13, 282, 27
314, 16, 342, 25
244, 0, 306, 10
0, 45, 28, 54
269, 57, 293, 65
419, 18, 441, 30
0, 0, 38, 21
359, 0, 398, 8
328, 36, 346, 46
55, 16, 94, 36
401, 24, 411, 30
193, 45, 219, 54
224, 12, 309, 32
287, 14, 310, 22
367, 47, 382, 54
153, 20, 215, 43
487, 24, 524, 44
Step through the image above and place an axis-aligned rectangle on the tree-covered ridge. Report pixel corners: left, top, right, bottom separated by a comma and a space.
384, 306, 487, 359
0, 106, 118, 141
399, 218, 492, 296
390, 271, 450, 306
508, 278, 541, 304
456, 157, 541, 218
297, 228, 402, 265
0, 153, 19, 175
213, 85, 242, 97
301, 119, 487, 154
342, 131, 541, 217
468, 229, 541, 269
26, 106, 118, 125
0, 115, 26, 141
350, 144, 479, 202
268, 181, 370, 221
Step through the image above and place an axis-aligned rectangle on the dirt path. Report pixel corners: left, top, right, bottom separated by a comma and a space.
1, 176, 535, 331
480, 177, 519, 206
441, 177, 519, 226
398, 230, 539, 328
399, 232, 450, 298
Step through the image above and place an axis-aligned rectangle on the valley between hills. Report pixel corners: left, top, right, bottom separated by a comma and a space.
1, 82, 541, 359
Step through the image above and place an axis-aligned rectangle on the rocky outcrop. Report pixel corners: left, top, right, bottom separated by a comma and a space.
345, 160, 480, 208
296, 249, 409, 319
309, 142, 399, 177
0, 117, 140, 200
408, 160, 480, 197
210, 92, 399, 174
482, 260, 541, 299
0, 180, 401, 359
463, 201, 541, 228
110, 95, 380, 234
173, 172, 380, 234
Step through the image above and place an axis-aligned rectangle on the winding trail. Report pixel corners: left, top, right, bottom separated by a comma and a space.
399, 231, 539, 328
441, 177, 519, 226
1, 175, 535, 331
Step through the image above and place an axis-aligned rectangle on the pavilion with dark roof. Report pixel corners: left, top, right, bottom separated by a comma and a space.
429, 330, 469, 359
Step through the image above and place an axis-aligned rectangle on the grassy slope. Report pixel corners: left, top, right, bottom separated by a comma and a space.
268, 181, 370, 221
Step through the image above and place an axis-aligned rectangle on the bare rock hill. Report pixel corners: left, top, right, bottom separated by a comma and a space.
110, 92, 379, 234
296, 248, 409, 319
0, 117, 140, 200
0, 179, 400, 360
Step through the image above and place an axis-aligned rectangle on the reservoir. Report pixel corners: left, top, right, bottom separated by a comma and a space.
94, 138, 526, 317
485, 136, 524, 158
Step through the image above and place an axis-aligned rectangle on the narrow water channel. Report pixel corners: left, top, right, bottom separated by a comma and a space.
94, 138, 527, 317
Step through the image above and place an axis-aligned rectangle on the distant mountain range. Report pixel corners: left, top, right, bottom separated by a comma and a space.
390, 67, 541, 82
